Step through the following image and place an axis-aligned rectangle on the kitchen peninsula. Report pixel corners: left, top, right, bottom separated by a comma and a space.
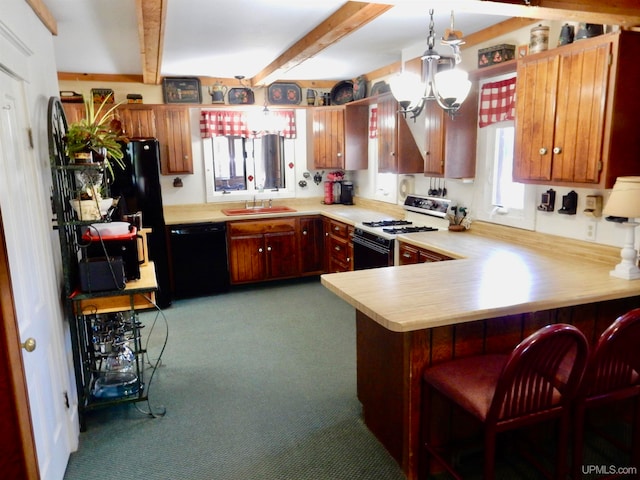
320, 222, 640, 480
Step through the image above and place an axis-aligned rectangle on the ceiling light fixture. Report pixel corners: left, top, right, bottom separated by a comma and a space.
390, 10, 472, 120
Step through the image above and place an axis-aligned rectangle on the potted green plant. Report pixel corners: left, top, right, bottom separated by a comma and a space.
64, 93, 127, 178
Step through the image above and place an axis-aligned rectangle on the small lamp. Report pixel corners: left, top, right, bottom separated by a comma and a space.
603, 176, 640, 280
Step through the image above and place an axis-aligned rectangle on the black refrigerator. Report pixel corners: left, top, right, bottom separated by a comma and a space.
109, 138, 172, 308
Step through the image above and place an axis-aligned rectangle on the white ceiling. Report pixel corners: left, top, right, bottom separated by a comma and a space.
45, 0, 510, 82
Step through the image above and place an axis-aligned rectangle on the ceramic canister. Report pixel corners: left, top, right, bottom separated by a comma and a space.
530, 24, 550, 54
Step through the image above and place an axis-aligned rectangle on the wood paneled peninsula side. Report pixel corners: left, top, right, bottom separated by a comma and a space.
320, 222, 640, 480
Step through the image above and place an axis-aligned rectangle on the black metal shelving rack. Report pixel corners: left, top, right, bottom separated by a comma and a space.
47, 97, 165, 430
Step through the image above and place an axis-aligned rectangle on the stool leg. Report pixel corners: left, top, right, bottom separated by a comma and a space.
556, 411, 570, 480
420, 381, 432, 480
573, 403, 586, 480
632, 396, 640, 471
484, 425, 496, 480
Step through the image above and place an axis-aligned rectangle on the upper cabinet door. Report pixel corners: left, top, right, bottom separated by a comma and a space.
156, 107, 193, 175
377, 94, 423, 174
552, 41, 610, 184
514, 54, 560, 182
311, 107, 345, 169
117, 106, 157, 139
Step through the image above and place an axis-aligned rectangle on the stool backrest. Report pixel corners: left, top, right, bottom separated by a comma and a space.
582, 307, 640, 399
488, 324, 589, 423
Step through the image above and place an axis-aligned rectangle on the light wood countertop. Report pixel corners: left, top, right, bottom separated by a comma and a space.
321, 226, 640, 332
163, 199, 640, 333
163, 197, 405, 225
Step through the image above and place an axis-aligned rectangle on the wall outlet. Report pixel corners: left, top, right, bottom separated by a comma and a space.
585, 221, 597, 241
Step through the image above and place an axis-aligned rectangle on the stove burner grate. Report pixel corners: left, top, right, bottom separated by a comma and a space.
382, 226, 439, 234
362, 220, 412, 228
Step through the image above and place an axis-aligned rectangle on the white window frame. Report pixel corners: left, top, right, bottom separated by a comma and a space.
473, 74, 536, 231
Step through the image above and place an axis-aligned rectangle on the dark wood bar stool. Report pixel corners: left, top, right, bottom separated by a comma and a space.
573, 307, 640, 479
420, 323, 589, 480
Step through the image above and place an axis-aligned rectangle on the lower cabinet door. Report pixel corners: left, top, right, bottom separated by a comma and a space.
265, 231, 298, 279
228, 234, 266, 284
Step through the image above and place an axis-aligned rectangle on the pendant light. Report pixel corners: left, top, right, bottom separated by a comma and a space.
390, 10, 471, 120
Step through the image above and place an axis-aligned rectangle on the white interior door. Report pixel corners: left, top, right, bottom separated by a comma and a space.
0, 70, 73, 479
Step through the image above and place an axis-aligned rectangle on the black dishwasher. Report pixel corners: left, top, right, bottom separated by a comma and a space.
169, 222, 230, 298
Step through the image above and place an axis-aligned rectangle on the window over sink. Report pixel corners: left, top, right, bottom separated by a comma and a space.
201, 109, 298, 202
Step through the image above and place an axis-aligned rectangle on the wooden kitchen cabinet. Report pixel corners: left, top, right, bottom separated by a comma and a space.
298, 216, 325, 275
227, 219, 298, 284
117, 105, 157, 138
311, 107, 345, 169
514, 31, 640, 188
61, 102, 193, 175
398, 242, 453, 265
423, 86, 478, 178
377, 93, 424, 174
310, 104, 368, 170
61, 103, 86, 124
155, 106, 193, 175
324, 218, 353, 273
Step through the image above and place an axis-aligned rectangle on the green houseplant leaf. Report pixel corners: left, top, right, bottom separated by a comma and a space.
64, 93, 128, 178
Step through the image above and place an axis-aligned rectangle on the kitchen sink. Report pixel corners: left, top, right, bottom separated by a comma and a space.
221, 206, 297, 216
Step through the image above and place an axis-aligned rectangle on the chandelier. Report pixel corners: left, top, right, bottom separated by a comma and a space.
390, 10, 472, 120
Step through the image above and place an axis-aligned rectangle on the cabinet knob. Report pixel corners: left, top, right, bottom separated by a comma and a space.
334, 245, 341, 251
553, 147, 562, 154
267, 246, 272, 252
258, 247, 263, 253
403, 252, 411, 258
302, 230, 308, 235
337, 153, 342, 157
539, 147, 548, 155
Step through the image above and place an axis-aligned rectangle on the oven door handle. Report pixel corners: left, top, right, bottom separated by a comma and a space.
352, 235, 392, 255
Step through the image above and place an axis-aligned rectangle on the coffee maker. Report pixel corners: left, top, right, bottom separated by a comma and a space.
340, 181, 354, 205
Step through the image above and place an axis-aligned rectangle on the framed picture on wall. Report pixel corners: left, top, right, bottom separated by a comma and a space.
162, 77, 202, 104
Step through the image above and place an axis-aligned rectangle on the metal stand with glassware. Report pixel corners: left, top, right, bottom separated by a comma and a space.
48, 97, 167, 431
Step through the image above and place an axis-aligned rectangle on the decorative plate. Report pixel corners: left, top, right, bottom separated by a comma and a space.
370, 81, 390, 97
228, 88, 255, 105
268, 83, 301, 105
352, 76, 367, 101
330, 80, 354, 105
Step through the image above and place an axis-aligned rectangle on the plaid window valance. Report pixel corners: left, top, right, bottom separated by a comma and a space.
478, 77, 517, 128
199, 109, 297, 138
369, 107, 378, 139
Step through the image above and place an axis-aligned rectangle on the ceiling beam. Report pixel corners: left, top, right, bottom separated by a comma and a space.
135, 0, 167, 85
462, 17, 540, 48
25, 0, 57, 35
471, 0, 640, 27
251, 1, 393, 86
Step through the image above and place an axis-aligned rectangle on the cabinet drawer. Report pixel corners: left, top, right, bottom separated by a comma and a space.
328, 219, 349, 239
329, 235, 349, 264
399, 244, 419, 265
228, 218, 296, 236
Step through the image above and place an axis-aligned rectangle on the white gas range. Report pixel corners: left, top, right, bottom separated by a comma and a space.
353, 194, 451, 270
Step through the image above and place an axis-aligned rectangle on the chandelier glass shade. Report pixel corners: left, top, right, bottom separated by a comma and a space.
390, 10, 471, 119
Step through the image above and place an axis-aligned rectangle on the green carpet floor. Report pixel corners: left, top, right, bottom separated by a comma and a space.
63, 277, 407, 480
62, 277, 635, 479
